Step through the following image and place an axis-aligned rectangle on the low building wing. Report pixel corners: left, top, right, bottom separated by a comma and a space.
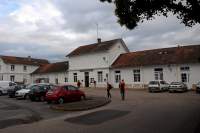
112, 45, 200, 68
32, 61, 68, 74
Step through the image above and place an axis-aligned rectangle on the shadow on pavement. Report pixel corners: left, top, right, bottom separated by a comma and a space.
65, 109, 130, 125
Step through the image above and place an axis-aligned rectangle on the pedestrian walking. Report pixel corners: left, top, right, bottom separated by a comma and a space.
94, 80, 96, 88
119, 79, 126, 100
77, 80, 81, 89
107, 82, 113, 98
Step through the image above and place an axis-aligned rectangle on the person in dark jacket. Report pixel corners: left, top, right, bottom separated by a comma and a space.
107, 82, 113, 98
77, 80, 81, 89
119, 79, 126, 100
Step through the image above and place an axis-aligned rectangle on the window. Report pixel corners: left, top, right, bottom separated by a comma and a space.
11, 65, 15, 71
23, 78, 27, 83
115, 71, 121, 83
133, 69, 140, 82
64, 77, 68, 82
73, 73, 77, 82
180, 66, 190, 83
181, 73, 189, 82
98, 71, 103, 82
154, 68, 163, 80
55, 78, 58, 84
0, 75, 3, 81
10, 75, 15, 82
180, 66, 190, 71
23, 66, 27, 71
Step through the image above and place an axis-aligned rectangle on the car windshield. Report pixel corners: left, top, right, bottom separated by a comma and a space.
149, 81, 159, 84
26, 84, 36, 90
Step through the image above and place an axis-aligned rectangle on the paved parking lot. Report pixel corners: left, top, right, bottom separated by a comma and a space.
0, 95, 70, 129
0, 89, 200, 133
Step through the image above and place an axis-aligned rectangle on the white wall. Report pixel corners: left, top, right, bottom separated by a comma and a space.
32, 72, 68, 84
111, 63, 200, 89
108, 42, 128, 65
68, 41, 128, 71
68, 68, 109, 88
69, 52, 110, 71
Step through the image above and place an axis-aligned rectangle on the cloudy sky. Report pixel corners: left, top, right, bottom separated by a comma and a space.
0, 0, 200, 62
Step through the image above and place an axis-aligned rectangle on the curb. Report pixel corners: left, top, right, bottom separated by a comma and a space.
50, 96, 111, 111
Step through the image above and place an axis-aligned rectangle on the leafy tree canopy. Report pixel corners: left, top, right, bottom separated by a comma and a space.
100, 0, 200, 29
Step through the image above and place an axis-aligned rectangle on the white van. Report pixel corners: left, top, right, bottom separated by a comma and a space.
0, 81, 17, 95
148, 80, 169, 92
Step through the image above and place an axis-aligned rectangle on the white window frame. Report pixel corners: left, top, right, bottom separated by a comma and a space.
115, 71, 121, 83
97, 71, 103, 82
73, 73, 77, 82
11, 65, 15, 71
0, 74, 3, 81
133, 69, 140, 82
180, 66, 190, 83
154, 68, 163, 80
65, 77, 68, 82
10, 75, 15, 82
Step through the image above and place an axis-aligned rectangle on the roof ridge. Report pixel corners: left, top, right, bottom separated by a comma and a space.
120, 44, 200, 56
67, 38, 123, 57
0, 55, 48, 61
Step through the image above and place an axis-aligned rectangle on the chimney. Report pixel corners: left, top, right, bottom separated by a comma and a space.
97, 38, 101, 43
28, 56, 31, 61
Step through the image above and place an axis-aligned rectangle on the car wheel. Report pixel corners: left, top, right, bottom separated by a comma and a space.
40, 96, 45, 102
0, 91, 2, 96
81, 95, 86, 100
24, 94, 28, 100
47, 100, 51, 104
58, 97, 64, 104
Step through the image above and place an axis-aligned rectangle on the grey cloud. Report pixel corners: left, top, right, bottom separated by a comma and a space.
0, 0, 200, 62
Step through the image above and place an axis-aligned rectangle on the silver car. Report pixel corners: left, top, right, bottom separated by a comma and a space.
148, 80, 169, 92
169, 82, 187, 93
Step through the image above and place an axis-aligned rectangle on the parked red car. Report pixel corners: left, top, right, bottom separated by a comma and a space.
45, 85, 86, 104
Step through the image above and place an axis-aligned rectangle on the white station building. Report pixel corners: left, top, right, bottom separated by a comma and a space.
66, 39, 200, 89
66, 39, 129, 87
1, 38, 200, 89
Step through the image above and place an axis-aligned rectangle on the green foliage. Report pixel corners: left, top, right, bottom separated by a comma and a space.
100, 0, 200, 29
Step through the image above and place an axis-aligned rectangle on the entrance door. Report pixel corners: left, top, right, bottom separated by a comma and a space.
84, 72, 89, 87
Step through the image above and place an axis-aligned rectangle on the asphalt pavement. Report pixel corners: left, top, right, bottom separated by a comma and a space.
1, 89, 200, 133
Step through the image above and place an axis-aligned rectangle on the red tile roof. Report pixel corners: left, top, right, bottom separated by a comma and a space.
32, 61, 68, 74
0, 55, 49, 66
67, 38, 129, 57
112, 45, 200, 68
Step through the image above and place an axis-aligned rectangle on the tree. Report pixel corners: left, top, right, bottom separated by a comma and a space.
100, 0, 200, 29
